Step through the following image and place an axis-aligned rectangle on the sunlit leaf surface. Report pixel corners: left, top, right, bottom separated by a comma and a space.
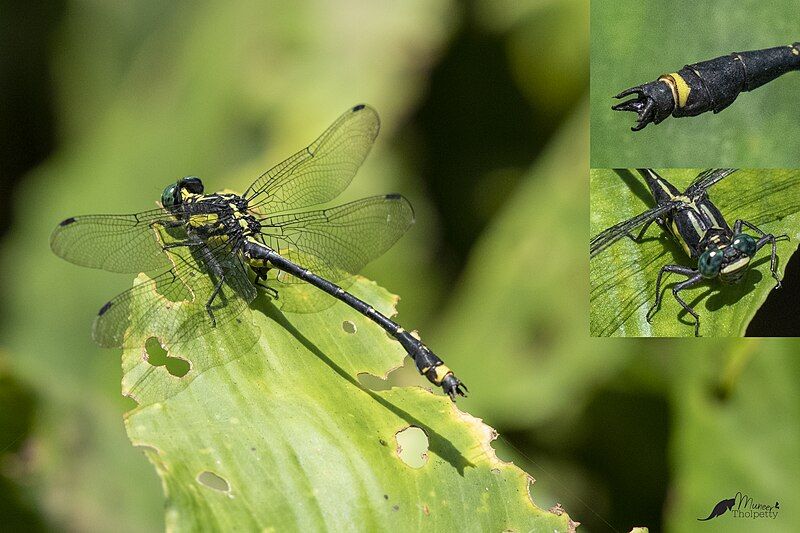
122, 272, 575, 531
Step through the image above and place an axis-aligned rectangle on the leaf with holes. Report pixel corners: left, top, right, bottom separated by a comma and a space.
590, 169, 800, 337
122, 274, 576, 531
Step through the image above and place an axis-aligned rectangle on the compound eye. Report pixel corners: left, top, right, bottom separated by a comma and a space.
732, 233, 757, 256
181, 176, 204, 194
698, 247, 724, 279
161, 183, 179, 208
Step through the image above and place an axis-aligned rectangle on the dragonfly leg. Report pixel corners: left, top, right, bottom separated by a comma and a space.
734, 219, 789, 285
647, 264, 702, 334
196, 246, 227, 327
626, 218, 657, 243
670, 273, 705, 337
162, 241, 203, 250
204, 276, 225, 327
252, 267, 279, 299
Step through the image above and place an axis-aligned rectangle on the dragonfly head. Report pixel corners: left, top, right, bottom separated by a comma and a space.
699, 233, 757, 284
161, 176, 204, 211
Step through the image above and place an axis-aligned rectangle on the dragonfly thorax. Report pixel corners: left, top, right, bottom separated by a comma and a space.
161, 177, 261, 246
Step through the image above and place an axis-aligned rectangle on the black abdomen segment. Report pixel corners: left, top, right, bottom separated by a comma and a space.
614, 43, 800, 130
243, 242, 467, 400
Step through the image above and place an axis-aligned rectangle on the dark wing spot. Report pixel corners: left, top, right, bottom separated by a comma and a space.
98, 301, 113, 316
352, 104, 366, 111
60, 217, 76, 226
385, 193, 401, 200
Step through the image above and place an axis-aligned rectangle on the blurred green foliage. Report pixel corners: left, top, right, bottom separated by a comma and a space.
590, 169, 800, 337
1, 0, 798, 532
591, 0, 800, 168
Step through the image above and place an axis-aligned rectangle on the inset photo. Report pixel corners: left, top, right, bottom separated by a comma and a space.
590, 168, 800, 337
591, 0, 800, 168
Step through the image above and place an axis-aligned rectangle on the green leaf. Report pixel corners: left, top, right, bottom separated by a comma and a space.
590, 169, 800, 337
591, 0, 800, 167
122, 271, 576, 531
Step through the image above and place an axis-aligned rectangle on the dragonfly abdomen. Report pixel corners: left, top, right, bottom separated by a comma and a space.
241, 240, 466, 399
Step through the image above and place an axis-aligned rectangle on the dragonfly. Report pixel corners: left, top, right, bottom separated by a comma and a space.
590, 169, 788, 336
51, 104, 467, 400
613, 42, 800, 131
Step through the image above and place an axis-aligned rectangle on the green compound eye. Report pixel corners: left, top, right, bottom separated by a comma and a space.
698, 247, 724, 278
732, 233, 757, 256
161, 183, 179, 208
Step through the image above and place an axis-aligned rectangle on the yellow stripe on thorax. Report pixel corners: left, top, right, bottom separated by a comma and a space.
188, 213, 219, 227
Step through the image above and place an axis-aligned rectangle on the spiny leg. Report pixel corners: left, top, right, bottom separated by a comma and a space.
670, 273, 705, 337
162, 241, 203, 251
252, 267, 279, 299
734, 219, 789, 284
198, 246, 226, 327
626, 218, 658, 243
647, 264, 703, 334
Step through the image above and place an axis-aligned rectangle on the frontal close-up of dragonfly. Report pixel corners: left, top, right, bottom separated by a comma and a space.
50, 104, 467, 400
590, 168, 800, 337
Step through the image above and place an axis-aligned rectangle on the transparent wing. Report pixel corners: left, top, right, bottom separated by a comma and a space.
590, 204, 673, 258
244, 104, 380, 213
256, 194, 414, 285
50, 208, 184, 273
93, 240, 257, 349
687, 168, 738, 194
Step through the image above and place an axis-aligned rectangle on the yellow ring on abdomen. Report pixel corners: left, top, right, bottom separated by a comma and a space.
666, 72, 691, 108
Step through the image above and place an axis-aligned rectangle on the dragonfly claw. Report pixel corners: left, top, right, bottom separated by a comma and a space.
442, 374, 467, 402
612, 80, 675, 131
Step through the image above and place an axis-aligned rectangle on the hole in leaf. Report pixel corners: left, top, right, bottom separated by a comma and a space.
395, 426, 429, 468
342, 320, 357, 334
359, 357, 428, 392
165, 357, 190, 377
145, 337, 190, 377
197, 470, 230, 492
145, 337, 167, 365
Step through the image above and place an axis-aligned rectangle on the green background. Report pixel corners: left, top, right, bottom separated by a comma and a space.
591, 0, 800, 168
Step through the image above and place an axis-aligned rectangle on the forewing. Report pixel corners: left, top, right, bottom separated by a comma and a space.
245, 105, 380, 213
590, 204, 673, 258
687, 168, 738, 194
50, 208, 181, 273
257, 194, 414, 284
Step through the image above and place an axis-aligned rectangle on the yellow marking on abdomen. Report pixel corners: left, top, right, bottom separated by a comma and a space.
659, 72, 691, 108
431, 365, 452, 385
